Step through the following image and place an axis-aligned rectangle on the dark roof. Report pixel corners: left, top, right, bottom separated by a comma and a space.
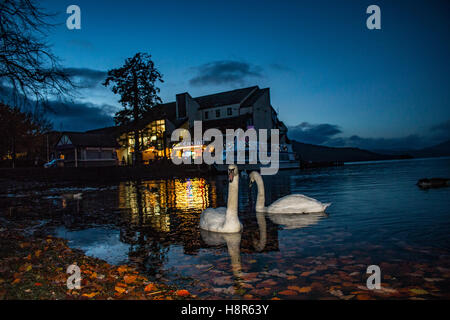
86, 126, 118, 135
201, 114, 252, 132
58, 132, 118, 148
241, 88, 268, 107
152, 102, 176, 120
195, 86, 258, 110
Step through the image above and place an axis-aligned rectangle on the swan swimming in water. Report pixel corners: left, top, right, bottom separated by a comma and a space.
249, 171, 331, 214
199, 164, 243, 233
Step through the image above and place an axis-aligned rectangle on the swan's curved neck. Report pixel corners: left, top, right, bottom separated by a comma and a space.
255, 212, 267, 251
224, 174, 239, 227
253, 172, 266, 212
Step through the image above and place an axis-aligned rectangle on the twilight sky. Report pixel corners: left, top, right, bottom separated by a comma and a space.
39, 0, 449, 150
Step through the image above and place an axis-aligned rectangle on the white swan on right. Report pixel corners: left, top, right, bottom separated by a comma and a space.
249, 171, 331, 214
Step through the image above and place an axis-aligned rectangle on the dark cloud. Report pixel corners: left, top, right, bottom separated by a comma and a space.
0, 80, 115, 132
287, 122, 342, 145
46, 100, 116, 132
269, 63, 293, 72
189, 60, 263, 86
63, 68, 107, 89
288, 120, 450, 151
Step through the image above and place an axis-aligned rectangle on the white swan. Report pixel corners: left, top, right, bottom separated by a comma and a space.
199, 164, 243, 233
249, 171, 331, 214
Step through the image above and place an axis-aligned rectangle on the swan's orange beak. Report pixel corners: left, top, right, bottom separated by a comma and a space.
228, 169, 234, 183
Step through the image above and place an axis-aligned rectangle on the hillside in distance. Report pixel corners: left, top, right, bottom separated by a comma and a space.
291, 140, 409, 163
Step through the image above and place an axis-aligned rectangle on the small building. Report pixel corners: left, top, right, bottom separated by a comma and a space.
55, 132, 118, 167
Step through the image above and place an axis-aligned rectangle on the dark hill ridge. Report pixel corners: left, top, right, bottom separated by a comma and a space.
291, 140, 409, 163
408, 140, 450, 158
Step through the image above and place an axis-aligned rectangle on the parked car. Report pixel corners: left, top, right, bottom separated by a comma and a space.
44, 159, 63, 168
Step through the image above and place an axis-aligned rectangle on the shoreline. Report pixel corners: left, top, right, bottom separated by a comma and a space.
0, 226, 194, 300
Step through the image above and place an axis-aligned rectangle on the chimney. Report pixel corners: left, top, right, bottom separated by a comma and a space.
176, 93, 188, 119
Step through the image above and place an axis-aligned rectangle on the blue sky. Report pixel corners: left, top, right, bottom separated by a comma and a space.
40, 0, 449, 150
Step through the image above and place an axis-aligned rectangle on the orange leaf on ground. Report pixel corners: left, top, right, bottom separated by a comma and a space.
144, 283, 157, 292
298, 286, 312, 293
117, 265, 128, 273
124, 275, 137, 284
279, 290, 298, 296
115, 286, 126, 294
176, 289, 190, 297
12, 278, 21, 284
288, 285, 302, 292
82, 292, 99, 298
35, 250, 42, 258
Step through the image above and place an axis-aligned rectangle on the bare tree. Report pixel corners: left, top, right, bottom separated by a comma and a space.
0, 0, 74, 167
0, 0, 73, 112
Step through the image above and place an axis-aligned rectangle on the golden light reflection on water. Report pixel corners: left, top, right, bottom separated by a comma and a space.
118, 178, 217, 232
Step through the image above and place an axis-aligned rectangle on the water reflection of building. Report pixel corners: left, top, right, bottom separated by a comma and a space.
118, 178, 217, 232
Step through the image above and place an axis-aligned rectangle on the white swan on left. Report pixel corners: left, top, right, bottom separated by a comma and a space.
249, 171, 331, 214
200, 164, 243, 233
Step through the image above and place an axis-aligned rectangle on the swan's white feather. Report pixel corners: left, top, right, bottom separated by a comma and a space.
267, 194, 331, 214
199, 207, 242, 233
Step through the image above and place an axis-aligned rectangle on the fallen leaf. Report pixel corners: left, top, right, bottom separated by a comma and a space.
298, 286, 312, 293
117, 265, 128, 273
144, 283, 157, 292
82, 292, 99, 298
124, 275, 137, 284
176, 289, 190, 297
279, 290, 298, 296
287, 285, 302, 292
115, 286, 126, 294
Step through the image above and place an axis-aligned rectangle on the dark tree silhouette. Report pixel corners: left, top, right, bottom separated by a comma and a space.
103, 53, 163, 166
0, 102, 50, 167
0, 0, 73, 108
0, 0, 74, 167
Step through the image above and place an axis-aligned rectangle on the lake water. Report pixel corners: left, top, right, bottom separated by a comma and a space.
2, 157, 450, 299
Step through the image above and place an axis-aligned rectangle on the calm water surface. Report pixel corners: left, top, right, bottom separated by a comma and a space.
2, 157, 450, 298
